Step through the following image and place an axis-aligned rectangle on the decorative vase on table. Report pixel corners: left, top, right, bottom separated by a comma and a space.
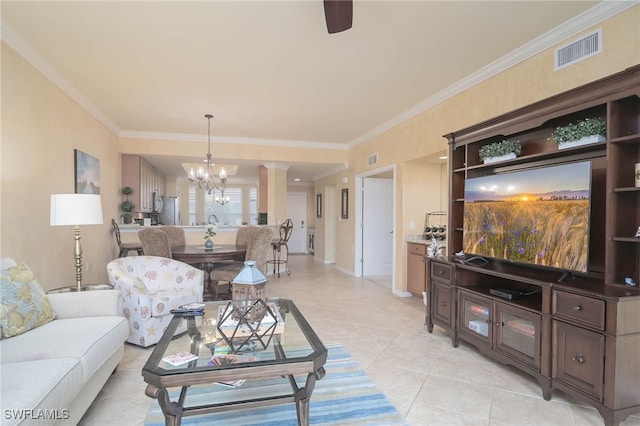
204, 224, 217, 249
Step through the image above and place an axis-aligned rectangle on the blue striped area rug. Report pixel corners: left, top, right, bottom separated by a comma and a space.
145, 343, 407, 425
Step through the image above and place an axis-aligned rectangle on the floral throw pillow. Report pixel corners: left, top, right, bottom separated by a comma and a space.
0, 263, 55, 338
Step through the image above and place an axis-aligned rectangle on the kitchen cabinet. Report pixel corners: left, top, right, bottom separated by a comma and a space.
121, 154, 166, 213
407, 242, 427, 296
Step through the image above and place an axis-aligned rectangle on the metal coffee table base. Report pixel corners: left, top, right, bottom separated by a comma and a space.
146, 366, 326, 426
142, 299, 327, 426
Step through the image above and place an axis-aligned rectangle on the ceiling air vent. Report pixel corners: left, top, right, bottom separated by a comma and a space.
555, 29, 602, 71
368, 153, 378, 166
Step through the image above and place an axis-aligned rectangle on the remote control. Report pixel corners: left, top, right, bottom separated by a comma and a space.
170, 309, 204, 316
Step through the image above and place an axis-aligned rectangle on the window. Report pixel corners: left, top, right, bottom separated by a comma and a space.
188, 186, 197, 226
188, 186, 258, 226
206, 188, 241, 225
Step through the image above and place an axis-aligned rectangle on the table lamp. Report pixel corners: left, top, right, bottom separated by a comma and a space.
50, 194, 103, 290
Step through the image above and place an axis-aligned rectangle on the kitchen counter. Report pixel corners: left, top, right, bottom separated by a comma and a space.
118, 224, 277, 245
119, 224, 238, 231
406, 235, 448, 256
405, 234, 434, 245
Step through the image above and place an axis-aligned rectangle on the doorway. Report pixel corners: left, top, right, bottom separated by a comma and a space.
355, 165, 395, 285
286, 192, 307, 253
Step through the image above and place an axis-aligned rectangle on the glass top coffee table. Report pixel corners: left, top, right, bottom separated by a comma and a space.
142, 298, 327, 426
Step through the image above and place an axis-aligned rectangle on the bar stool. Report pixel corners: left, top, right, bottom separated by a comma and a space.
112, 219, 144, 257
267, 219, 293, 278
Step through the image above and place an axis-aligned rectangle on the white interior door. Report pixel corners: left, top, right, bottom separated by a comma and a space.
286, 192, 307, 253
362, 178, 393, 276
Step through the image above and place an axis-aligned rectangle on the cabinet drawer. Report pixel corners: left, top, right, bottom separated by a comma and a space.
553, 291, 605, 330
408, 243, 427, 256
552, 320, 604, 400
430, 262, 452, 283
433, 281, 453, 327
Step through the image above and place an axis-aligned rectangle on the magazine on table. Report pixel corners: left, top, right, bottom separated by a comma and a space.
162, 351, 198, 366
207, 354, 259, 388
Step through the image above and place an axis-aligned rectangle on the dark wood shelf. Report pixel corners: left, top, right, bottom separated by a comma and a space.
612, 237, 640, 242
463, 141, 607, 171
612, 187, 640, 193
460, 284, 543, 312
435, 65, 640, 426
609, 134, 640, 144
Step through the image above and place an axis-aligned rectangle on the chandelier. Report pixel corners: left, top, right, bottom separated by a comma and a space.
188, 114, 228, 203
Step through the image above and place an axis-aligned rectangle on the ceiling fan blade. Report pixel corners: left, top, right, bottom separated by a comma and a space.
323, 0, 353, 34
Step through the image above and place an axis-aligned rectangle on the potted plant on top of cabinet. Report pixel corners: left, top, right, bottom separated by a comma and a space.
478, 139, 522, 164
121, 186, 135, 224
549, 117, 606, 149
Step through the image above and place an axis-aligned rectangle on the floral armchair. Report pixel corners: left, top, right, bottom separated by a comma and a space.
106, 256, 204, 347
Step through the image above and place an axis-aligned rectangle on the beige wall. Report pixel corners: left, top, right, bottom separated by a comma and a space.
315, 7, 640, 294
1, 45, 121, 289
2, 6, 638, 292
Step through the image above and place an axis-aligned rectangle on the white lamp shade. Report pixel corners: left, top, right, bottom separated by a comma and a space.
50, 194, 103, 226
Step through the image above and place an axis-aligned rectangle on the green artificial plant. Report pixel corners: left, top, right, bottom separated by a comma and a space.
478, 139, 522, 161
120, 187, 135, 223
549, 117, 606, 144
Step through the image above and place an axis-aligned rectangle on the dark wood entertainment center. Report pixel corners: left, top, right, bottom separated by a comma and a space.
426, 65, 640, 426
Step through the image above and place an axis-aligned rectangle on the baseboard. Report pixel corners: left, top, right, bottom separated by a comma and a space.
334, 265, 354, 276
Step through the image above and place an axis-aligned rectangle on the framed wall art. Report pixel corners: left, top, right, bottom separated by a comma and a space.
74, 149, 100, 194
316, 194, 322, 218
341, 188, 348, 219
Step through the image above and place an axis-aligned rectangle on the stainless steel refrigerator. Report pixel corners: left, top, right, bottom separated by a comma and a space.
159, 197, 180, 225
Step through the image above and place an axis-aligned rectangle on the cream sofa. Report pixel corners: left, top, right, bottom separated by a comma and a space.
0, 259, 129, 426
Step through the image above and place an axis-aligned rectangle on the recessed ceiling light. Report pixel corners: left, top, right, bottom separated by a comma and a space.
439, 156, 448, 160
294, 178, 300, 182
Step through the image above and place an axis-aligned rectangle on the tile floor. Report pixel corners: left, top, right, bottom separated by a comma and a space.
80, 255, 640, 426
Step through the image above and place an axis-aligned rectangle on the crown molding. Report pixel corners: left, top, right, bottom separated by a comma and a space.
3, 1, 633, 150
347, 1, 636, 148
262, 162, 290, 171
1, 23, 121, 135
119, 130, 349, 150
313, 164, 348, 181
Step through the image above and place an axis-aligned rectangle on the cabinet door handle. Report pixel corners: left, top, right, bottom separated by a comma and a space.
573, 305, 582, 311
440, 301, 447, 306
572, 353, 585, 364
438, 270, 445, 275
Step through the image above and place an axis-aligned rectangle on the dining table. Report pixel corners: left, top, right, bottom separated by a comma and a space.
171, 244, 247, 301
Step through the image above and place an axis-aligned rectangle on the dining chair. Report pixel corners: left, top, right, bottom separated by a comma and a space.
160, 225, 186, 248
107, 256, 204, 347
210, 227, 273, 299
206, 225, 258, 272
138, 228, 172, 258
236, 225, 259, 249
266, 219, 293, 277
112, 219, 144, 257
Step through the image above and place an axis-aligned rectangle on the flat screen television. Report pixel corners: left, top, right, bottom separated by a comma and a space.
462, 161, 592, 274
